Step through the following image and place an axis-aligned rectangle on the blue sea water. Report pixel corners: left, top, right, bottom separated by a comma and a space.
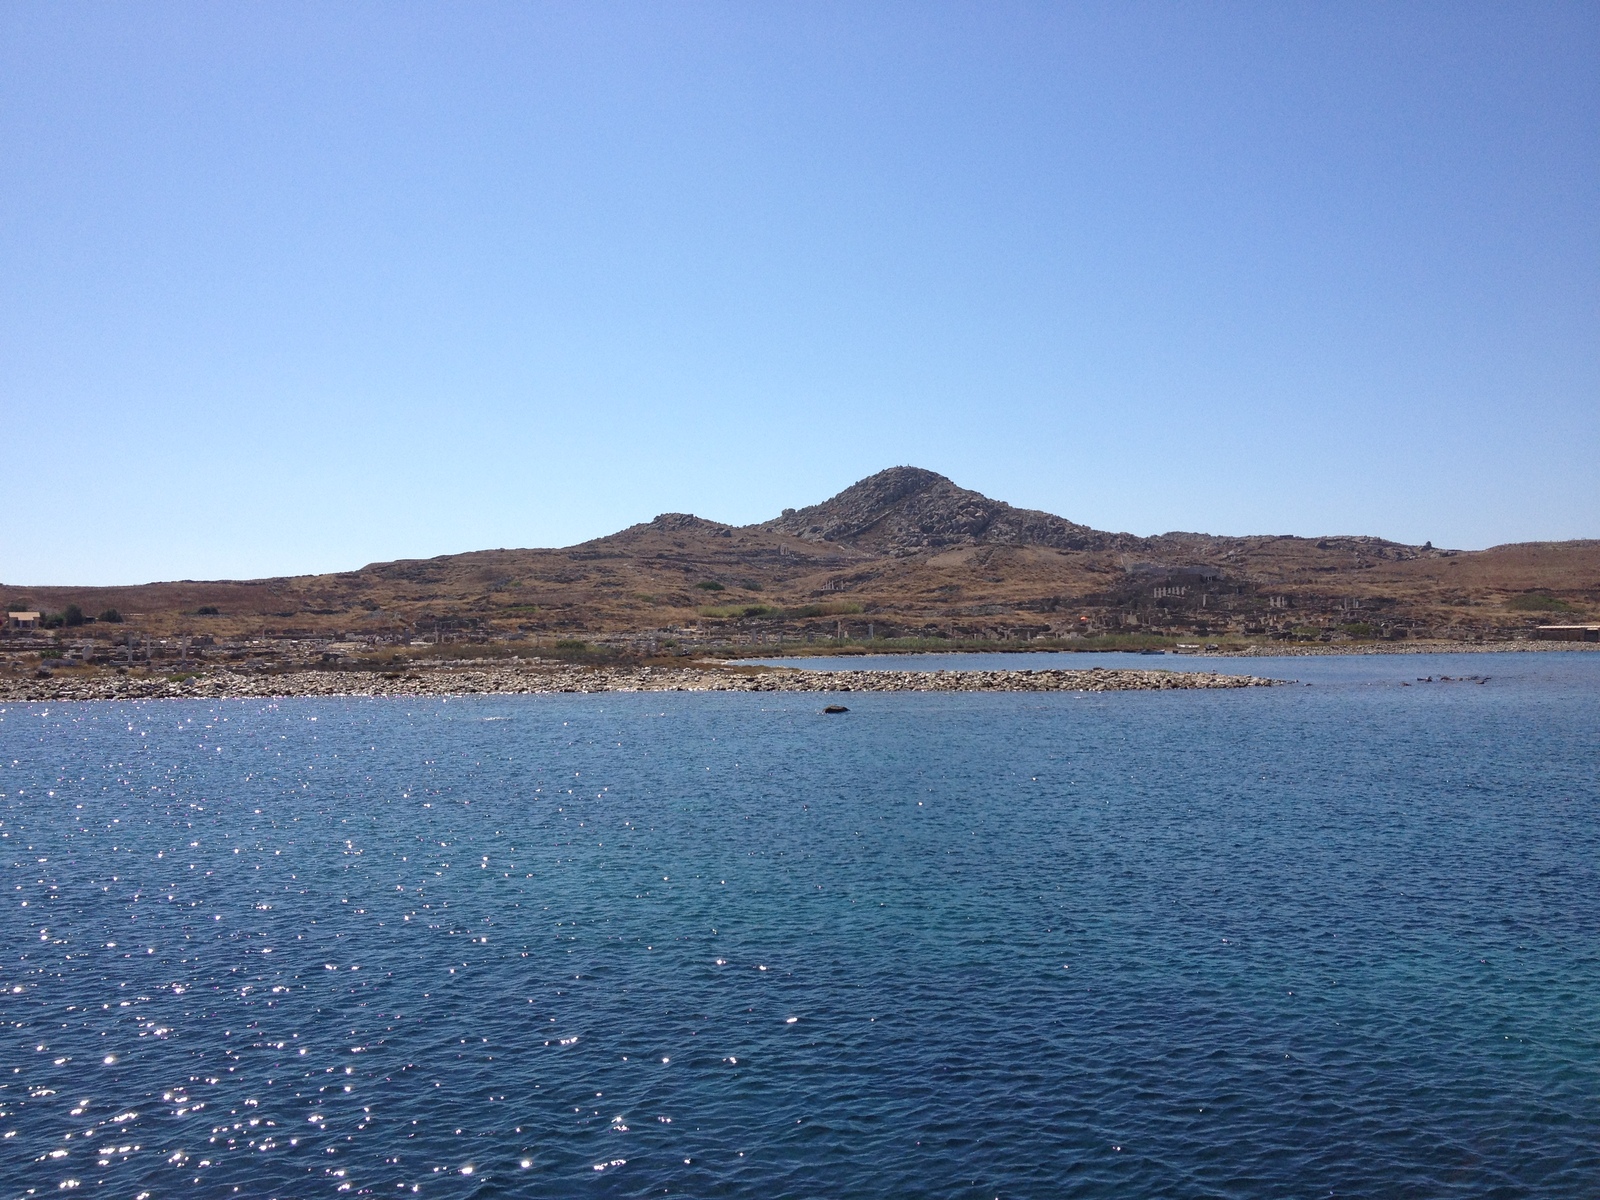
2, 652, 1597, 1198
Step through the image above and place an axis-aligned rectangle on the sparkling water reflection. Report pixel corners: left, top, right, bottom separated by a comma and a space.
2, 655, 1597, 1196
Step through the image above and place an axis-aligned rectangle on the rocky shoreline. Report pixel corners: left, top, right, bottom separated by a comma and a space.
0, 663, 1280, 703
1224, 640, 1598, 657
747, 640, 1600, 662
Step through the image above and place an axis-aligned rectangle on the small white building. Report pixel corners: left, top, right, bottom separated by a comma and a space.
8, 612, 40, 629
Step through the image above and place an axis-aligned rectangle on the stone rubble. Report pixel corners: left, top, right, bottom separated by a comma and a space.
0, 663, 1280, 703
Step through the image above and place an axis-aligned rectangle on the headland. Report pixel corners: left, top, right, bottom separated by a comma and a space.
5, 467, 1595, 694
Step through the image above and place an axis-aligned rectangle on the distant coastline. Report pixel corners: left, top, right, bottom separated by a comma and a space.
7, 640, 1599, 704
735, 639, 1600, 660
5, 470, 1595, 690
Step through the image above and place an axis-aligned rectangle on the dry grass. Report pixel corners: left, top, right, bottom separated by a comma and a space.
5, 522, 1594, 647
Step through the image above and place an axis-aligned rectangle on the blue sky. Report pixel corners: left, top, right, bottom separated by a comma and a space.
3, 1, 1595, 584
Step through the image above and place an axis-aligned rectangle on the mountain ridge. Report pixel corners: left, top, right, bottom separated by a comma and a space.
2, 467, 1595, 649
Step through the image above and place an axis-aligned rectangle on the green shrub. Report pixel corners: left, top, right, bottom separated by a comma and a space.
62, 604, 85, 627
695, 581, 725, 592
698, 604, 780, 618
1507, 593, 1573, 613
554, 639, 588, 650
781, 602, 865, 618
697, 600, 866, 620
99, 608, 123, 623
197, 605, 220, 615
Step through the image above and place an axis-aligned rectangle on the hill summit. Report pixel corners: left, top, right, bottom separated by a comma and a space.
756, 466, 1128, 555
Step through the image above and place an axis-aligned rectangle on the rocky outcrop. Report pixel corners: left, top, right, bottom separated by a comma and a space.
755, 467, 1136, 555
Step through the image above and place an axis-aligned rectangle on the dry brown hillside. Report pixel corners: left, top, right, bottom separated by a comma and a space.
4, 468, 1596, 653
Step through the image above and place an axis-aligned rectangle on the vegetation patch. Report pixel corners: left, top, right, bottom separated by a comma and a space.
1507, 593, 1574, 613
699, 604, 781, 619
712, 631, 1199, 658
781, 602, 866, 618
40, 605, 87, 628
698, 600, 867, 620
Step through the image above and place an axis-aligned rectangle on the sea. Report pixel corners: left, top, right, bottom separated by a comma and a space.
2, 651, 1597, 1198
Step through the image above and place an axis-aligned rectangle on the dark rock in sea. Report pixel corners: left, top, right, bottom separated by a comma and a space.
822, 704, 850, 713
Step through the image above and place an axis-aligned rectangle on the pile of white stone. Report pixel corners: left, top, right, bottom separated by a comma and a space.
0, 662, 1277, 702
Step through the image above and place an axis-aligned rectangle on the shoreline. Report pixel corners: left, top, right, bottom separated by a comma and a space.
1209, 641, 1596, 657
0, 663, 1280, 703
738, 640, 1600, 661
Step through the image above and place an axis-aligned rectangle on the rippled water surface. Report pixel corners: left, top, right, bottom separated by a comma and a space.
3, 653, 1598, 1197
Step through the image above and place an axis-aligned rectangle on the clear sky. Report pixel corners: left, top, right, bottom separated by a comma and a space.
3, 1, 1595, 585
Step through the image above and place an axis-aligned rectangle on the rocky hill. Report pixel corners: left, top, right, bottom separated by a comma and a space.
759, 466, 1128, 554
3, 468, 1596, 654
